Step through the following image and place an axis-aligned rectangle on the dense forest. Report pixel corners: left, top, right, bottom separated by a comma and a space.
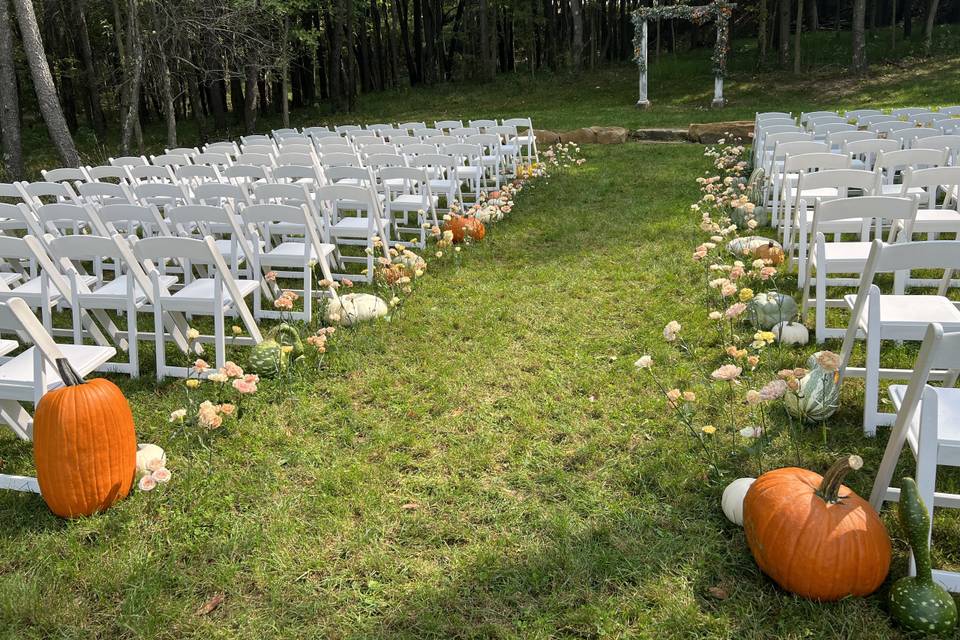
0, 0, 958, 177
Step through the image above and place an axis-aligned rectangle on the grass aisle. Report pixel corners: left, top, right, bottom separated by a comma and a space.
0, 144, 922, 639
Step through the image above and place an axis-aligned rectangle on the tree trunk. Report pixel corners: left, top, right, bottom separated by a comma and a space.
923, 0, 939, 51
156, 36, 177, 148
72, 0, 106, 138
903, 0, 914, 37
119, 0, 142, 154
758, 0, 768, 62
794, 0, 804, 73
11, 0, 79, 166
852, 0, 867, 71
806, 0, 819, 29
281, 15, 290, 128
571, 0, 583, 69
779, 0, 791, 66
0, 0, 23, 179
186, 64, 207, 143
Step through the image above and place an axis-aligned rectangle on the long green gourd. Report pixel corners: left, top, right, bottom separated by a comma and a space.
888, 477, 958, 634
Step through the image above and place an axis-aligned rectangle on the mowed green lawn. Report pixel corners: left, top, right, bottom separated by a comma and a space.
1, 142, 953, 639
4, 35, 960, 639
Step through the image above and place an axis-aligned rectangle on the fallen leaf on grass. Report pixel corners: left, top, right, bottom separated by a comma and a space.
707, 586, 729, 600
195, 594, 225, 616
401, 502, 420, 511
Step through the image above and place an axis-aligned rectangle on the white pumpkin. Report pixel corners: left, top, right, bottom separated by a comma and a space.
772, 320, 809, 346
136, 443, 166, 477
726, 236, 781, 258
722, 477, 756, 526
324, 293, 388, 326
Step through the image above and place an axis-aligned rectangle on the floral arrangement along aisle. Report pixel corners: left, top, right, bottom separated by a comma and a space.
637, 136, 839, 479
635, 134, 899, 608
126, 140, 587, 501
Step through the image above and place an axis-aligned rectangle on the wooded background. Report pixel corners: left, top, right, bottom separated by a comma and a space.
0, 0, 958, 177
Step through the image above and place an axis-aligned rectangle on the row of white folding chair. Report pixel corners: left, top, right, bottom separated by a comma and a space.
766, 137, 960, 217
837, 240, 960, 436
868, 322, 960, 591
800, 196, 918, 343
780, 160, 960, 281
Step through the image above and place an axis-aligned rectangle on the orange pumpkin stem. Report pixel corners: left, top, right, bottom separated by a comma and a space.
54, 357, 86, 387
816, 454, 863, 503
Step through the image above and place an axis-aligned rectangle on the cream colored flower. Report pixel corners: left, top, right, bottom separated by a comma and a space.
711, 364, 742, 381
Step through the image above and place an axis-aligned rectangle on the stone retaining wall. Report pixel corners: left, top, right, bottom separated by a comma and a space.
533, 121, 754, 146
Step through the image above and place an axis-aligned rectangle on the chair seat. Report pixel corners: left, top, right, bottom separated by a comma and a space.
0, 272, 22, 286
810, 241, 872, 270
0, 343, 116, 401
391, 194, 432, 209
881, 184, 926, 196
82, 274, 179, 307
788, 187, 840, 200
889, 385, 960, 448
213, 238, 261, 260
1, 275, 98, 306
160, 278, 258, 311
260, 241, 335, 267
0, 339, 18, 357
844, 294, 960, 335
912, 209, 960, 232
331, 217, 374, 237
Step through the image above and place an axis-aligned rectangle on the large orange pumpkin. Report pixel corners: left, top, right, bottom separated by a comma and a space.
742, 455, 891, 601
443, 215, 485, 243
33, 358, 137, 518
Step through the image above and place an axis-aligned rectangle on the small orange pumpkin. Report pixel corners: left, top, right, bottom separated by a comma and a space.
754, 241, 785, 266
442, 215, 469, 243
33, 359, 137, 518
443, 215, 485, 243
742, 455, 891, 601
464, 217, 486, 242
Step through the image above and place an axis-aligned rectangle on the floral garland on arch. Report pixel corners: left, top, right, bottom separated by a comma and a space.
632, 1, 734, 77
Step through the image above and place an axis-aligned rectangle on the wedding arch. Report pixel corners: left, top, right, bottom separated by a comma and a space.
632, 1, 736, 109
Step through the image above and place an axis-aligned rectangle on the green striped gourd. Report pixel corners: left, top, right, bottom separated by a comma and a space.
248, 324, 304, 377
889, 477, 957, 634
784, 351, 841, 423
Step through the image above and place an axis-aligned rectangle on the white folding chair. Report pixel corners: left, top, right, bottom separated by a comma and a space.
85, 165, 132, 184
379, 167, 439, 248
315, 184, 391, 282
0, 297, 115, 446
844, 138, 901, 171
503, 117, 539, 163
127, 165, 175, 184
869, 322, 960, 591
913, 135, 960, 165
787, 168, 878, 281
130, 235, 262, 380
772, 151, 850, 232
41, 167, 90, 184
874, 148, 946, 195
49, 233, 188, 377
838, 240, 960, 435
239, 203, 337, 322
409, 154, 463, 209
801, 196, 918, 342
